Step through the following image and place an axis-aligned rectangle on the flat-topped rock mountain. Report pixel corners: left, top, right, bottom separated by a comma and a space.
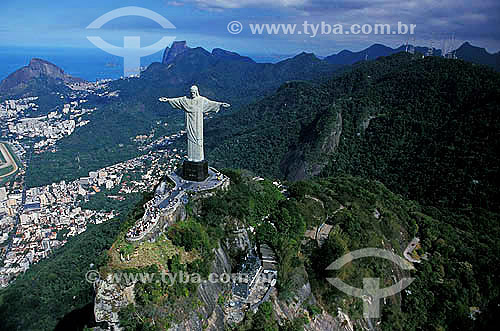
162, 41, 255, 66
162, 40, 191, 65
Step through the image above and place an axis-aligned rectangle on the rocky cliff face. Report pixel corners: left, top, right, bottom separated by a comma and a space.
94, 275, 135, 328
308, 110, 342, 177
0, 58, 84, 93
280, 107, 342, 181
268, 266, 355, 331
162, 41, 191, 65
168, 246, 232, 331
270, 285, 343, 331
93, 245, 232, 331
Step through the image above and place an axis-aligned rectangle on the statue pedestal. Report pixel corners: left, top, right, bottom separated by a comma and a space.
182, 160, 209, 182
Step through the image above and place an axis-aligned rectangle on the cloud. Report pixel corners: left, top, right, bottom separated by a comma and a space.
173, 0, 308, 10
160, 0, 499, 52
167, 1, 185, 6
172, 0, 500, 27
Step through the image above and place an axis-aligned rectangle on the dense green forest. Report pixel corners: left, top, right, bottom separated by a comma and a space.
292, 177, 499, 330
193, 54, 499, 329
320, 54, 500, 212
116, 171, 500, 330
203, 53, 500, 212
203, 80, 334, 178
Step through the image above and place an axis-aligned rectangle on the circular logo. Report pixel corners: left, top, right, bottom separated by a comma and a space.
85, 270, 101, 283
227, 21, 243, 34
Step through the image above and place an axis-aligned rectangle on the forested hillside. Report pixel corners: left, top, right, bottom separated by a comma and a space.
321, 54, 500, 212
205, 53, 500, 212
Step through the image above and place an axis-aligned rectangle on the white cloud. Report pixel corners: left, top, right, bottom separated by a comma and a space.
167, 1, 185, 6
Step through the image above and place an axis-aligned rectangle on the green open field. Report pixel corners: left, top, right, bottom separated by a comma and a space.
0, 142, 22, 184
0, 165, 14, 177
3, 143, 23, 169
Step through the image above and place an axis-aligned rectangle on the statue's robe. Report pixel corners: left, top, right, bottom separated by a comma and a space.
166, 96, 222, 162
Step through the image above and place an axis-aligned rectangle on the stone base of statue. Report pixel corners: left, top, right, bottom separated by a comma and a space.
182, 160, 209, 182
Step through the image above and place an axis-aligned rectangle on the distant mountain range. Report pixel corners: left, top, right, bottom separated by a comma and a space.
110, 40, 500, 110
455, 41, 500, 70
113, 41, 343, 109
161, 40, 500, 72
1, 41, 499, 99
322, 43, 428, 64
324, 42, 500, 71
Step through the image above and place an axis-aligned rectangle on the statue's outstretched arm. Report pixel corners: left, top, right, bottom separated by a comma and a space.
203, 98, 231, 113
159, 96, 186, 110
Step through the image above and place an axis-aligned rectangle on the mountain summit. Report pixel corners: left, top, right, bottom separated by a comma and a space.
455, 42, 500, 71
162, 41, 191, 65
162, 40, 255, 65
0, 58, 84, 94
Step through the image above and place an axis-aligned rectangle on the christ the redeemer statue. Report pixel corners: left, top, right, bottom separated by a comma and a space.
159, 85, 230, 181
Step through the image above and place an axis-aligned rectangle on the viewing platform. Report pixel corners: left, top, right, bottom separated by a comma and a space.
126, 167, 229, 243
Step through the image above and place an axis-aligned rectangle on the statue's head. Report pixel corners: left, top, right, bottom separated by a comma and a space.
190, 85, 199, 98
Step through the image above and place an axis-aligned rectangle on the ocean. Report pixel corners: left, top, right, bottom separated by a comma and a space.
0, 46, 292, 83
0, 46, 165, 82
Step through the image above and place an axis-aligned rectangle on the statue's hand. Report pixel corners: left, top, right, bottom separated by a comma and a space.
159, 97, 169, 102
221, 103, 231, 108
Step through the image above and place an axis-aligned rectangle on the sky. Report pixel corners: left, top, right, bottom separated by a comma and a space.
0, 0, 499, 59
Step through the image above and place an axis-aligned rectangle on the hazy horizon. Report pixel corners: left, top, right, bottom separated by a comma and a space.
0, 38, 494, 82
